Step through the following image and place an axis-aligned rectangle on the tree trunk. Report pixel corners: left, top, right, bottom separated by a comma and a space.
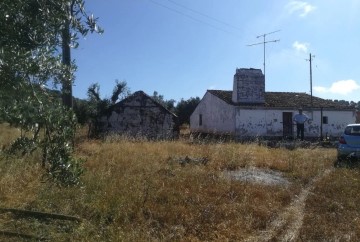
61, 18, 73, 108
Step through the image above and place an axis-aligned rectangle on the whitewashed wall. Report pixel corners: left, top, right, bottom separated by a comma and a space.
235, 109, 287, 137
308, 110, 356, 138
190, 92, 235, 135
235, 109, 356, 138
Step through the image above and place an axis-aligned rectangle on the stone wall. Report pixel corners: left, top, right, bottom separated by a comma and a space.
100, 91, 178, 139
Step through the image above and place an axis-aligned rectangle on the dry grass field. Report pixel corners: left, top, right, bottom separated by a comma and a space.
1, 123, 360, 241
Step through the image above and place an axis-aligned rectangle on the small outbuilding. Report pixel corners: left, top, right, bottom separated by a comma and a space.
99, 91, 178, 139
190, 68, 356, 140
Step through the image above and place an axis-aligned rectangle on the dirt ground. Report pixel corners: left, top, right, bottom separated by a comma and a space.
225, 166, 332, 241
224, 167, 290, 186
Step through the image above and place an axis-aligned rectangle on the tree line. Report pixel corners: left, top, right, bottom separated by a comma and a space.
73, 81, 201, 128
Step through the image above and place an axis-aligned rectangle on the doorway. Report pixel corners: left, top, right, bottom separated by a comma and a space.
283, 112, 293, 138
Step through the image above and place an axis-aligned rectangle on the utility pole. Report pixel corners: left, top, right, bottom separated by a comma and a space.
306, 53, 315, 108
247, 30, 280, 78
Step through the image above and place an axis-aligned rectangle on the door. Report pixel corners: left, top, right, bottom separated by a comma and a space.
283, 112, 293, 138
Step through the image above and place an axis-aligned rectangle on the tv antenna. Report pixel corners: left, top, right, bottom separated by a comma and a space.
247, 30, 280, 78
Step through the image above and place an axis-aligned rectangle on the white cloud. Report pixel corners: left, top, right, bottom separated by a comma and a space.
314, 79, 360, 95
313, 86, 327, 93
292, 41, 309, 53
286, 1, 316, 17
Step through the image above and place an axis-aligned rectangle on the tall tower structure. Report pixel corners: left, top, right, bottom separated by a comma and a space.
232, 68, 265, 104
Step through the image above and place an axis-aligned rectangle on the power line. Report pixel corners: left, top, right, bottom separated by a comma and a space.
148, 0, 238, 36
166, 0, 242, 31
247, 30, 280, 78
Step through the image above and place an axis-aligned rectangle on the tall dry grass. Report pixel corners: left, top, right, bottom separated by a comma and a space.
0, 123, 21, 148
300, 168, 360, 241
1, 123, 360, 241
0, 124, 43, 207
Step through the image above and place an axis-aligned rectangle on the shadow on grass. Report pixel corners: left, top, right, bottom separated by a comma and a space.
334, 158, 360, 169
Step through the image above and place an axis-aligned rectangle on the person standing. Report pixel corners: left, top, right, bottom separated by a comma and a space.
293, 109, 309, 141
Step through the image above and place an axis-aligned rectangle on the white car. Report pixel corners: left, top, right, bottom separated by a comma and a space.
337, 124, 360, 161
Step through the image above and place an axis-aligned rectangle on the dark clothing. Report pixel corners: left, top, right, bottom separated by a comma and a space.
296, 123, 305, 141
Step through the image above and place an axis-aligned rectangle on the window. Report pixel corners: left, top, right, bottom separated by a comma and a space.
322, 116, 328, 124
199, 114, 202, 126
345, 126, 360, 136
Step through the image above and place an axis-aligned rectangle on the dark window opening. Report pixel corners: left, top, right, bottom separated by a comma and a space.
199, 114, 202, 126
322, 116, 328, 124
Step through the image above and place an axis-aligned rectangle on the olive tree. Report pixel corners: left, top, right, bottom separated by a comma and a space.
0, 0, 102, 185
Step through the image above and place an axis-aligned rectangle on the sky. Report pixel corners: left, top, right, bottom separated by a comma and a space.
72, 0, 360, 103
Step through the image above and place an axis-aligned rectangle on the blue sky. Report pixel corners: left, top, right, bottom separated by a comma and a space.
72, 0, 360, 103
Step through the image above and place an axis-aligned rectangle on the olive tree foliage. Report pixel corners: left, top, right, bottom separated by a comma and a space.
150, 92, 200, 125
152, 91, 176, 112
87, 80, 130, 137
0, 0, 102, 186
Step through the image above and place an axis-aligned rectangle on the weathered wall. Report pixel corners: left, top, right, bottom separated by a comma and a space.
309, 110, 356, 138
232, 68, 265, 104
235, 109, 284, 137
235, 108, 356, 139
100, 92, 178, 139
190, 92, 235, 135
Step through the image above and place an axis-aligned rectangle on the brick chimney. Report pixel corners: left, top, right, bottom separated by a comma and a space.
232, 68, 265, 104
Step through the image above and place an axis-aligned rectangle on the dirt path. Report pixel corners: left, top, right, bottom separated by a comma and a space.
245, 168, 332, 242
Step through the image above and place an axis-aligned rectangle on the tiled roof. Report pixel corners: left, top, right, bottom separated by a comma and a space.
207, 90, 354, 110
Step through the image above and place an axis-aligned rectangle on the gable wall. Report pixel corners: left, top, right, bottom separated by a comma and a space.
190, 92, 235, 135
100, 93, 177, 139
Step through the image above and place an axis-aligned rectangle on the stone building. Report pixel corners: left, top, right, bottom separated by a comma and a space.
190, 68, 356, 140
99, 91, 178, 139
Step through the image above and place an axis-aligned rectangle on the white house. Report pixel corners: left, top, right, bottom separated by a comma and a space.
190, 68, 356, 140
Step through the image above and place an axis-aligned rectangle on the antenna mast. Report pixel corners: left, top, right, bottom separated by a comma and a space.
247, 30, 280, 78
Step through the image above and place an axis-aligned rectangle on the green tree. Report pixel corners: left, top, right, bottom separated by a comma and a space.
0, 0, 101, 185
73, 98, 90, 125
87, 80, 130, 137
175, 97, 201, 125
152, 91, 176, 112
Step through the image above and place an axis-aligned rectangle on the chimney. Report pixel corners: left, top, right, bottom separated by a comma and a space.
232, 68, 265, 104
